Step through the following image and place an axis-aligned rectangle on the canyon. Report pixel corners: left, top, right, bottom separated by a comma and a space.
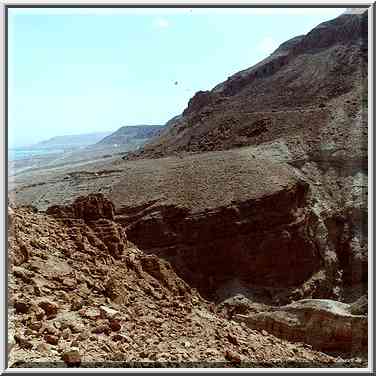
8, 10, 369, 368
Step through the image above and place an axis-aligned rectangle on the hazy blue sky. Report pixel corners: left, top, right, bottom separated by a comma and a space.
8, 7, 345, 147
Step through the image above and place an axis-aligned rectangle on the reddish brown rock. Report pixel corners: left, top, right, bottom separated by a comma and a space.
92, 325, 110, 335
38, 300, 59, 318
114, 158, 322, 299
62, 350, 81, 367
44, 334, 59, 345
109, 319, 121, 332
47, 193, 114, 222
225, 349, 242, 364
14, 301, 30, 314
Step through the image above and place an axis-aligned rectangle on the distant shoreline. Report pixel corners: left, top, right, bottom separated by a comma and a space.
8, 147, 66, 162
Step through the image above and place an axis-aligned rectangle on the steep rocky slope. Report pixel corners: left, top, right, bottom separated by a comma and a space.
128, 12, 367, 160
10, 11, 368, 304
8, 11, 369, 366
9, 195, 365, 368
123, 11, 368, 305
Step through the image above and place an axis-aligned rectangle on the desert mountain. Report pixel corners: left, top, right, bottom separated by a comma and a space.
96, 125, 163, 146
119, 10, 368, 304
128, 11, 367, 160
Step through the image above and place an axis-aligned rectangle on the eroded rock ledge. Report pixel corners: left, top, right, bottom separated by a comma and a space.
233, 297, 367, 353
108, 151, 338, 302
118, 181, 323, 299
42, 148, 365, 306
46, 194, 126, 260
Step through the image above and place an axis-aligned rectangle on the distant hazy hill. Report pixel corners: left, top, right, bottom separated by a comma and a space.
96, 125, 163, 146
33, 132, 112, 149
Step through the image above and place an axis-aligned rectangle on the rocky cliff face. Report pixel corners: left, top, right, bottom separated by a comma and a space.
122, 11, 368, 304
10, 11, 368, 306
96, 148, 346, 305
115, 178, 322, 301
10, 201, 356, 367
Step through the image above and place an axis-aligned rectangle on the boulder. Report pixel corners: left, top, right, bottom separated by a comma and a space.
14, 300, 30, 314
62, 350, 81, 367
234, 298, 367, 352
109, 319, 121, 332
44, 334, 59, 345
38, 300, 59, 318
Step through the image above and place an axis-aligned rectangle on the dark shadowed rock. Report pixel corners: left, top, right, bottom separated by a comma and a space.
38, 300, 59, 318
44, 334, 59, 345
112, 151, 324, 299
62, 350, 82, 367
92, 325, 110, 335
14, 301, 30, 314
109, 319, 121, 332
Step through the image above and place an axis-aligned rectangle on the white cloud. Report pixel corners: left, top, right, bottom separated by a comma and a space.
257, 36, 279, 55
155, 18, 170, 28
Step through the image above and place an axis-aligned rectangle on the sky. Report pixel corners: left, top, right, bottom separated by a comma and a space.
8, 7, 346, 148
